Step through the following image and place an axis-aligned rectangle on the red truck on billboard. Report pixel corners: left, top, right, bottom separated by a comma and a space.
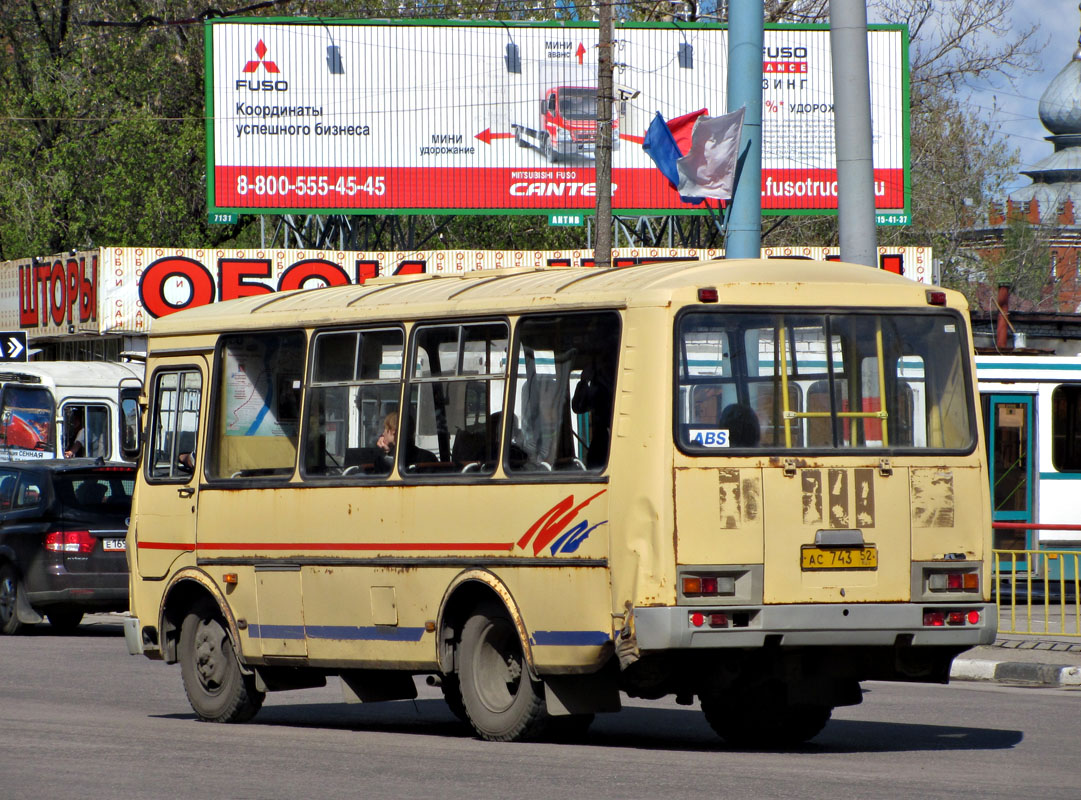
512, 81, 621, 163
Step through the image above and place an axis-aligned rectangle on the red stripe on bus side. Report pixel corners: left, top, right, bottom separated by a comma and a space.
137, 541, 514, 552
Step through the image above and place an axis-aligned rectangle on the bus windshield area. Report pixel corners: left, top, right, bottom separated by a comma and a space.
0, 386, 54, 454
676, 310, 975, 452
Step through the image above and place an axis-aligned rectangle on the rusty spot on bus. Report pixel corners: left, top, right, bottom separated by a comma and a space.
912, 469, 955, 528
854, 468, 875, 528
828, 469, 849, 528
717, 469, 741, 529
741, 476, 760, 522
802, 469, 823, 525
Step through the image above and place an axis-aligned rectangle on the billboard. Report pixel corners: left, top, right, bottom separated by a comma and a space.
0, 246, 933, 341
208, 20, 908, 216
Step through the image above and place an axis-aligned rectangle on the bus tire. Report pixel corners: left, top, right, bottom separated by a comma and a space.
458, 604, 548, 741
179, 607, 264, 723
701, 697, 831, 747
0, 565, 25, 635
439, 673, 469, 723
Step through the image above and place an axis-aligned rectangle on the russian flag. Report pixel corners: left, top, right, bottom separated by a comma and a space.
642, 109, 709, 204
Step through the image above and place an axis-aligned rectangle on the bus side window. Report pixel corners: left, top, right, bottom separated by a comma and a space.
405, 322, 508, 476
1052, 385, 1081, 471
509, 311, 620, 474
147, 370, 202, 481
208, 332, 305, 479
62, 403, 111, 459
303, 327, 403, 478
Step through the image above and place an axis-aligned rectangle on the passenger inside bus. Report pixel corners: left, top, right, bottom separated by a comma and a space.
375, 411, 397, 470
64, 409, 85, 458
718, 403, 761, 448
572, 360, 615, 467
376, 411, 396, 453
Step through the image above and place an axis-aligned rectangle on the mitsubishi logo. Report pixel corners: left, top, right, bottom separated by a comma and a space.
243, 40, 280, 74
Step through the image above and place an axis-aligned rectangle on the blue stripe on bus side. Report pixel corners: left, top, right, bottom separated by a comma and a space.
248, 624, 426, 642
530, 630, 611, 646
247, 625, 609, 646
1038, 472, 1081, 481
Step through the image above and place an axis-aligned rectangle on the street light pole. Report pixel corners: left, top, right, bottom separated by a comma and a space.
595, 0, 614, 269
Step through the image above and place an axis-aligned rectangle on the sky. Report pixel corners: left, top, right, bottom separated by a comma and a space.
963, 1, 1081, 193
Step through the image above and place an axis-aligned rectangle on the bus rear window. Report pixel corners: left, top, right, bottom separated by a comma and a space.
676, 311, 975, 453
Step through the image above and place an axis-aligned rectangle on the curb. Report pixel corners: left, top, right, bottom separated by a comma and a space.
950, 658, 1081, 687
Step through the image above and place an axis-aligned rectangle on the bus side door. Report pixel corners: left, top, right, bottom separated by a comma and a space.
132, 359, 207, 580
984, 393, 1035, 570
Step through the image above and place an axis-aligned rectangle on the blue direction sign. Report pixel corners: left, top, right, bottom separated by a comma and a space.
0, 332, 28, 362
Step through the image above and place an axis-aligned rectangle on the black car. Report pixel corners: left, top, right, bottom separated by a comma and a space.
0, 460, 134, 634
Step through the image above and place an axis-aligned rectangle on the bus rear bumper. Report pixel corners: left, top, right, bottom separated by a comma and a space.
633, 603, 997, 650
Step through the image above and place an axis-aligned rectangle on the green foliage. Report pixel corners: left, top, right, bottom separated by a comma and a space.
0, 0, 1049, 262
0, 0, 213, 257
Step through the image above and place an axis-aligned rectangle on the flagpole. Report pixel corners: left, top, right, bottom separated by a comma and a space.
595, 0, 614, 269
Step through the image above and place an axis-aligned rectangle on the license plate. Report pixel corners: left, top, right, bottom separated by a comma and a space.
102, 538, 127, 552
801, 545, 877, 570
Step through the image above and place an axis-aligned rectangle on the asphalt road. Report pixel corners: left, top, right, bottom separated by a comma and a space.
2, 615, 1080, 800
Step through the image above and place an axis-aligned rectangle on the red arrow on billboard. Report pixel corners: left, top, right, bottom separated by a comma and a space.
474, 128, 515, 145
576, 42, 586, 64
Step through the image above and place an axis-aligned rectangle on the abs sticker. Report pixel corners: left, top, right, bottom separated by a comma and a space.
690, 428, 729, 448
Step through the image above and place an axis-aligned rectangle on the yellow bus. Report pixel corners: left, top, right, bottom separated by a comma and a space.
124, 259, 994, 745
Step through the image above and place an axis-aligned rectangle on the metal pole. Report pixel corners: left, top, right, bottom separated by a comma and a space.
725, 0, 763, 259
830, 0, 878, 266
594, 0, 614, 268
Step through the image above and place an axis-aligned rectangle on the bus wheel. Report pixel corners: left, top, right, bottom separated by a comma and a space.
701, 697, 832, 747
439, 673, 469, 723
458, 604, 548, 741
179, 607, 264, 723
0, 565, 25, 635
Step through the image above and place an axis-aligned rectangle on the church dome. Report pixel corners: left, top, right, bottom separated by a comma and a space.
1039, 43, 1081, 135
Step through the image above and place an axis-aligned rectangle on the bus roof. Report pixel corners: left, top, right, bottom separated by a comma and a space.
0, 361, 144, 387
148, 258, 963, 338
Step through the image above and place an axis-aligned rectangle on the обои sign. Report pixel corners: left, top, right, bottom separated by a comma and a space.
0, 246, 933, 339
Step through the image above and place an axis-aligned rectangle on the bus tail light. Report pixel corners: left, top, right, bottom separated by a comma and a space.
44, 530, 94, 554
689, 612, 730, 629
682, 574, 735, 597
927, 569, 979, 593
923, 608, 981, 627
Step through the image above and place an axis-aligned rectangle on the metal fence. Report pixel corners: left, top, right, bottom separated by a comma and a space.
993, 550, 1081, 637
